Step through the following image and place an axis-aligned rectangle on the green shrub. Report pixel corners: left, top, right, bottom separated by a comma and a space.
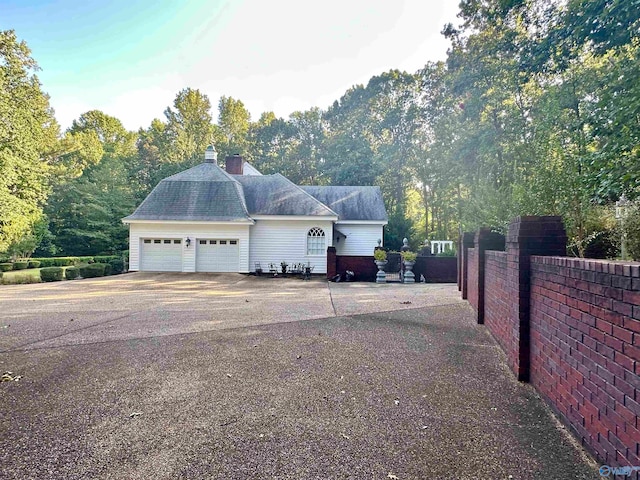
94, 255, 118, 263
373, 249, 387, 261
0, 263, 13, 272
108, 258, 125, 274
78, 256, 95, 264
103, 263, 112, 276
28, 260, 41, 269
0, 271, 3, 280
436, 249, 457, 257
624, 206, 640, 261
401, 251, 418, 262
65, 266, 80, 280
13, 261, 28, 270
35, 258, 56, 267
53, 257, 78, 266
79, 263, 106, 278
40, 267, 64, 282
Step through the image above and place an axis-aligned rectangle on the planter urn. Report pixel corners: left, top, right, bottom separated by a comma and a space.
375, 260, 387, 283
403, 260, 416, 283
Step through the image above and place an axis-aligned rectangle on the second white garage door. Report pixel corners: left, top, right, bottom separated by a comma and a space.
196, 239, 239, 272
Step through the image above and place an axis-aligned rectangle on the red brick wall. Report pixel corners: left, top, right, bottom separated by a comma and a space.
335, 256, 378, 282
529, 256, 640, 468
484, 251, 520, 372
467, 248, 478, 314
413, 257, 457, 283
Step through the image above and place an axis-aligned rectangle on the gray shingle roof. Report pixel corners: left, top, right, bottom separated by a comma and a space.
234, 174, 338, 217
301, 186, 388, 222
123, 163, 251, 222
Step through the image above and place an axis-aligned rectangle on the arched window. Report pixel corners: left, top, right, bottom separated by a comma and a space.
307, 227, 326, 255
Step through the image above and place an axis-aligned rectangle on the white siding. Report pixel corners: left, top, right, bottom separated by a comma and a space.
334, 223, 384, 256
128, 223, 251, 272
249, 219, 333, 274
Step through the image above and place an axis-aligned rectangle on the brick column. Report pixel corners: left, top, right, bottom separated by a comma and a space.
473, 229, 505, 324
507, 216, 566, 381
460, 232, 475, 300
326, 246, 337, 280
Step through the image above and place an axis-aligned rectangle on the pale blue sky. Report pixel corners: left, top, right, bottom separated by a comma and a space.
2, 0, 460, 131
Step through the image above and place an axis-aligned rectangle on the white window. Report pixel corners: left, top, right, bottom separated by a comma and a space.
307, 227, 326, 255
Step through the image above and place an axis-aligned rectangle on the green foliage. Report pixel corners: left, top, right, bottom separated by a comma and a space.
94, 255, 119, 263
373, 249, 387, 261
64, 266, 79, 280
40, 266, 64, 282
401, 251, 417, 262
33, 258, 55, 267
108, 257, 125, 274
623, 206, 640, 261
28, 260, 41, 268
0, 30, 59, 253
79, 263, 106, 278
0, 263, 13, 272
103, 263, 112, 276
78, 256, 94, 264
12, 261, 28, 270
53, 257, 77, 266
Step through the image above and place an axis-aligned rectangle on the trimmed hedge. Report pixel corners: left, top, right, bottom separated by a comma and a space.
103, 263, 112, 276
78, 256, 95, 264
28, 260, 41, 269
40, 267, 64, 282
94, 255, 119, 263
53, 257, 78, 267
79, 263, 106, 278
0, 263, 13, 272
13, 261, 29, 270
108, 258, 125, 274
65, 266, 80, 280
33, 258, 56, 267
0, 271, 3, 280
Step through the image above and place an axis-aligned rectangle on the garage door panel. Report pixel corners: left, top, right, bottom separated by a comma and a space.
140, 239, 183, 272
196, 239, 239, 272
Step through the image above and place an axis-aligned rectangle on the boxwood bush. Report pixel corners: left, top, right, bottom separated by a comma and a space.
53, 257, 78, 267
28, 260, 41, 269
94, 255, 119, 263
40, 267, 64, 282
78, 256, 95, 264
13, 261, 29, 270
103, 263, 112, 276
34, 258, 56, 267
108, 258, 125, 274
65, 266, 80, 280
0, 263, 13, 272
79, 263, 106, 278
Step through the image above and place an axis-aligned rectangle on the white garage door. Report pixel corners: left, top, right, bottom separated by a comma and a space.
140, 238, 183, 272
196, 239, 239, 272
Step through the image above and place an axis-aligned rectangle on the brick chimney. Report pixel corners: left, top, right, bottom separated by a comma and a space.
225, 154, 244, 175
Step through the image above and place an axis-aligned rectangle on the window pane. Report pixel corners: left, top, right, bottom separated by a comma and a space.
164, 239, 171, 244
154, 239, 161, 244
174, 240, 181, 244
199, 240, 206, 245
230, 240, 237, 245
220, 240, 227, 245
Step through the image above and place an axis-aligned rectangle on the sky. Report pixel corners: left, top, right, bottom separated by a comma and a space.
2, 0, 461, 132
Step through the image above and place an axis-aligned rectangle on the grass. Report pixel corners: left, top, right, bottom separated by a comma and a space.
1, 266, 77, 285
1, 268, 41, 284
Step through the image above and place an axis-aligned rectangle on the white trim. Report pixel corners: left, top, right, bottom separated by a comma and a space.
335, 220, 388, 225
251, 215, 339, 221
123, 219, 255, 225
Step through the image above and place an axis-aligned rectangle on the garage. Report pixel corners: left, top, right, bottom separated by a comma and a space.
140, 238, 183, 271
196, 239, 239, 272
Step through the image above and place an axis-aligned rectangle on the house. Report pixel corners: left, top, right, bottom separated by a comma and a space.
123, 147, 388, 274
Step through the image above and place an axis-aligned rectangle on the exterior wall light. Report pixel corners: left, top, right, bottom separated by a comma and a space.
186, 237, 191, 248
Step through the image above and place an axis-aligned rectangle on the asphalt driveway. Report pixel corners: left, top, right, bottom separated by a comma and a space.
0, 273, 598, 479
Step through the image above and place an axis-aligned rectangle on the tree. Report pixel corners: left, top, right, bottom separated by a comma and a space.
214, 96, 251, 160
0, 30, 59, 253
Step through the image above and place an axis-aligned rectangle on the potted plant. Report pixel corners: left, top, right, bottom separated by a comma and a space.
401, 251, 417, 283
373, 249, 387, 283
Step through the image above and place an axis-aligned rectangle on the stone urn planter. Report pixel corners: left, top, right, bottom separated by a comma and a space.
401, 250, 417, 284
375, 260, 388, 283
403, 260, 416, 283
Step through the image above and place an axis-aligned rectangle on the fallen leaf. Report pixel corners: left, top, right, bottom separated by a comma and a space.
394, 399, 400, 405
341, 433, 350, 440
387, 474, 399, 480
129, 412, 143, 418
226, 373, 232, 378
